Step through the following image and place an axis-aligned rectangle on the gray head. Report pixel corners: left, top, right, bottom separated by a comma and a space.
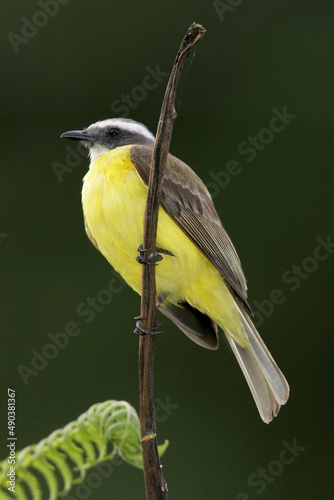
61, 118, 155, 163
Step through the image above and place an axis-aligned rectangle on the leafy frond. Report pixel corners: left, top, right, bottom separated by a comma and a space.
0, 400, 168, 499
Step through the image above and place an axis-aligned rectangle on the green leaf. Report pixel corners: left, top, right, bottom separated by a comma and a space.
0, 400, 168, 499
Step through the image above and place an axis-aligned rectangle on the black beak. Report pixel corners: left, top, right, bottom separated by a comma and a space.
61, 130, 94, 141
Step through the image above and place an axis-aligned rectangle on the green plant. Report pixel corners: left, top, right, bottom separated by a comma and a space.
0, 400, 168, 499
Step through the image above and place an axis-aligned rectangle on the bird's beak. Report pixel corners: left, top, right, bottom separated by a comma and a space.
61, 130, 94, 141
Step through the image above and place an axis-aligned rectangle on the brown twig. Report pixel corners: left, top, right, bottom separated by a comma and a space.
138, 23, 206, 500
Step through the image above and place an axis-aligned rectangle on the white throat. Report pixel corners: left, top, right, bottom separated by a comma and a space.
89, 144, 111, 167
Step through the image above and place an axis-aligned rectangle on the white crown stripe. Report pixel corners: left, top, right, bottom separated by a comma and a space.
90, 119, 155, 142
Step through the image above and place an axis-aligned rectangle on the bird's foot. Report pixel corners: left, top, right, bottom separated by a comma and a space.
136, 245, 173, 266
136, 245, 163, 266
133, 317, 163, 336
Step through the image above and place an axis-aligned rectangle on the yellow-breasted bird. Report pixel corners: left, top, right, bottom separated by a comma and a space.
61, 118, 289, 423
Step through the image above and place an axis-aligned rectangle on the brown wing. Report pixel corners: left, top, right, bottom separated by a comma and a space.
130, 145, 252, 313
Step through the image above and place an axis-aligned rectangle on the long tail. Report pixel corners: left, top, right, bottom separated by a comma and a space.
225, 308, 289, 423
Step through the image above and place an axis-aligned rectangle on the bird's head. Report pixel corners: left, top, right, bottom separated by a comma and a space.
61, 118, 155, 164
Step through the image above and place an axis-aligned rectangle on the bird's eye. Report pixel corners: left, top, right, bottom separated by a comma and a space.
108, 128, 119, 137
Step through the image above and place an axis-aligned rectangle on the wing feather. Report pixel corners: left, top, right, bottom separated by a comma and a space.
130, 145, 251, 312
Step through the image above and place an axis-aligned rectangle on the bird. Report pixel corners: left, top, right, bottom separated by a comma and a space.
61, 118, 289, 423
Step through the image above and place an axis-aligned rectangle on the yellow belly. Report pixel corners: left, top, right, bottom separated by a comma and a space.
82, 145, 248, 346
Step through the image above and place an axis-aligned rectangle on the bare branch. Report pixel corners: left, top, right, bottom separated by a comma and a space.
138, 23, 206, 500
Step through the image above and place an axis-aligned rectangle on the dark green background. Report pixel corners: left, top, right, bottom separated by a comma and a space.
1, 1, 333, 498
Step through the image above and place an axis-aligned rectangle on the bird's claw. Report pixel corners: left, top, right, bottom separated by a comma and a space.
136, 245, 163, 266
133, 319, 163, 336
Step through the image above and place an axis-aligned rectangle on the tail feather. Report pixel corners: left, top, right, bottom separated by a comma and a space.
242, 312, 289, 406
159, 297, 289, 423
226, 309, 289, 423
226, 336, 279, 423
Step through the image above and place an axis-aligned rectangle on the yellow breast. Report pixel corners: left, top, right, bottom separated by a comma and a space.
82, 145, 204, 299
82, 145, 248, 346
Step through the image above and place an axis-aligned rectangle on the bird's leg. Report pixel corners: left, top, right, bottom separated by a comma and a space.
134, 247, 172, 334
134, 294, 168, 334
133, 317, 163, 336
133, 294, 168, 335
136, 245, 162, 266
136, 245, 174, 266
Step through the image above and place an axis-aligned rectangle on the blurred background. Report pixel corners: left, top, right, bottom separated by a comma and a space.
1, 1, 333, 498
